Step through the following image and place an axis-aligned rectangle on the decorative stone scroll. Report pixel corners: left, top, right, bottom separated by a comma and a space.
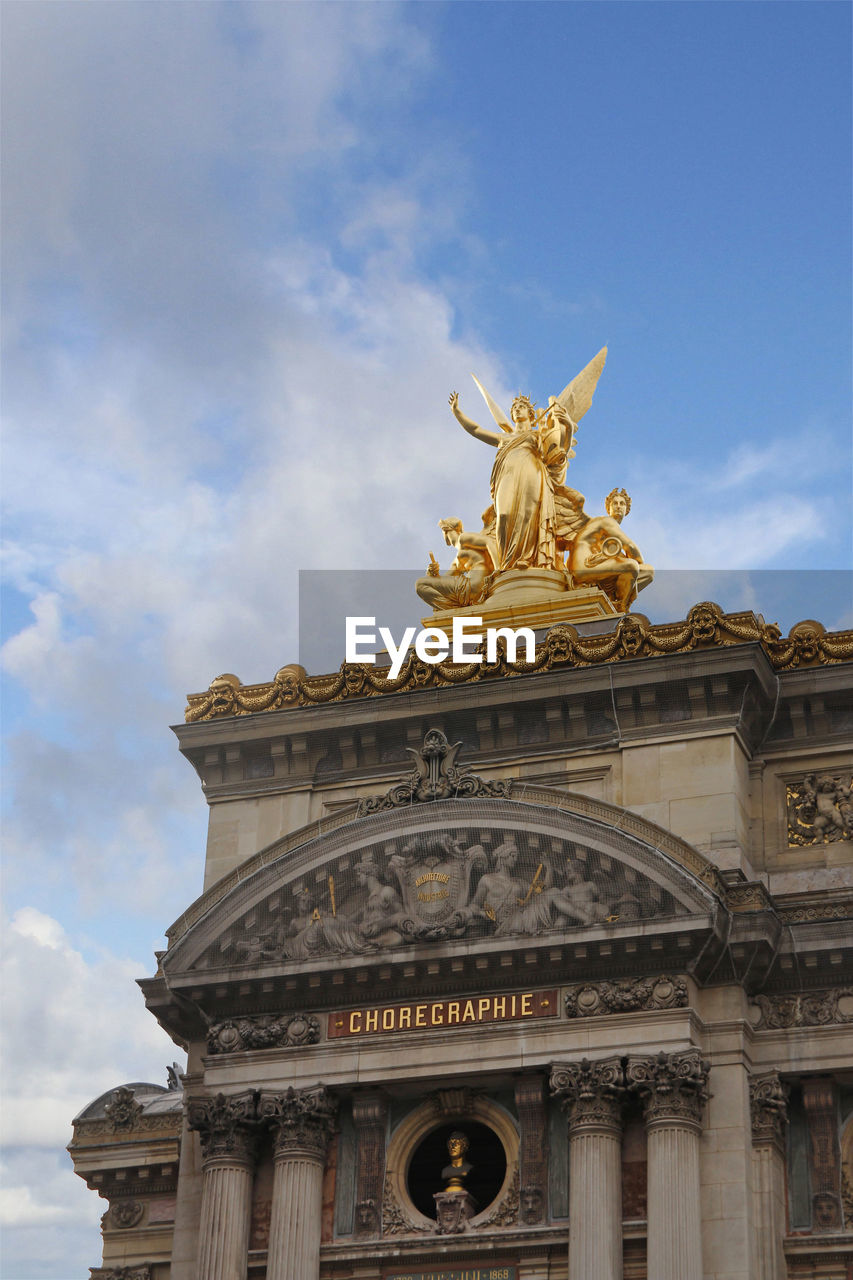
357, 729, 512, 815
381, 1171, 429, 1236
184, 605, 853, 720
206, 1012, 320, 1054
186, 1090, 259, 1162
103, 1087, 144, 1131
787, 772, 853, 846
564, 975, 687, 1018
625, 1050, 710, 1130
748, 988, 853, 1030
749, 1072, 788, 1148
258, 1086, 337, 1160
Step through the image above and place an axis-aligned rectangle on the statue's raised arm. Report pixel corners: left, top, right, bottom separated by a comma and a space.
448, 391, 502, 447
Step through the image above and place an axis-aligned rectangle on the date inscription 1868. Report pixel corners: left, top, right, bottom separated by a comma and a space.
385, 1269, 516, 1280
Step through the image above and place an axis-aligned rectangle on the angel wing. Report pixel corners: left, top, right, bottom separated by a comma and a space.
555, 346, 607, 423
471, 374, 513, 434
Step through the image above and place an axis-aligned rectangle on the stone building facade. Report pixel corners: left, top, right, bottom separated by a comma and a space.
69, 603, 853, 1279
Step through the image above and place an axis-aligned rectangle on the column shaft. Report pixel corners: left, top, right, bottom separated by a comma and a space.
647, 1122, 702, 1280
196, 1160, 253, 1280
569, 1125, 623, 1280
266, 1154, 325, 1280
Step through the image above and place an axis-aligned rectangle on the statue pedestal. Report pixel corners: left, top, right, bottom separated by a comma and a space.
424, 576, 620, 637
434, 1188, 477, 1234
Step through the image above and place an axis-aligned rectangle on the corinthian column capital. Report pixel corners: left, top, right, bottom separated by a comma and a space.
259, 1086, 337, 1161
186, 1090, 259, 1164
549, 1056, 625, 1132
626, 1049, 709, 1131
749, 1071, 788, 1149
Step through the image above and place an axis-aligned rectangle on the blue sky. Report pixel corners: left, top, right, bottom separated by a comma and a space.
1, 2, 850, 1274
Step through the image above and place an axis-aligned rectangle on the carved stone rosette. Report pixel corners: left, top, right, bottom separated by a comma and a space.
626, 1050, 710, 1132
749, 1071, 788, 1149
186, 1090, 259, 1164
258, 1086, 337, 1161
549, 1056, 625, 1132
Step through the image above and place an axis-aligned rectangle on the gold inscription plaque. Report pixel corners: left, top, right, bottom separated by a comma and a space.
328, 990, 556, 1038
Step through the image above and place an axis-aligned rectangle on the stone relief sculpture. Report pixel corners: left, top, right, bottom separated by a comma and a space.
787, 772, 853, 845
219, 826, 677, 967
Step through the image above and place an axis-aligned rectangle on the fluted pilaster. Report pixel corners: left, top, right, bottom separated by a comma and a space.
260, 1086, 337, 1280
550, 1057, 625, 1280
186, 1091, 258, 1280
627, 1050, 708, 1280
750, 1071, 788, 1280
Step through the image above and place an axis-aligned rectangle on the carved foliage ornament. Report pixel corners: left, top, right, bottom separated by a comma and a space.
564, 975, 688, 1018
749, 1072, 788, 1147
185, 606, 853, 721
748, 988, 853, 1030
103, 1087, 144, 1131
258, 1086, 337, 1159
787, 772, 853, 847
207, 1012, 320, 1055
625, 1049, 710, 1128
549, 1055, 626, 1129
357, 729, 512, 815
186, 1090, 259, 1162
90, 1270, 151, 1280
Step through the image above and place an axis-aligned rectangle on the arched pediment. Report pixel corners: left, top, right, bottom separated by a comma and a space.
163, 789, 724, 978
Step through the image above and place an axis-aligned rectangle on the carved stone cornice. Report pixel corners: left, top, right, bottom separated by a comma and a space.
749, 1071, 788, 1148
258, 1086, 337, 1161
549, 1056, 625, 1132
748, 988, 853, 1030
184, 604, 853, 720
186, 1090, 258, 1164
206, 1012, 320, 1054
103, 1087, 144, 1131
564, 975, 688, 1018
357, 729, 512, 814
625, 1050, 710, 1131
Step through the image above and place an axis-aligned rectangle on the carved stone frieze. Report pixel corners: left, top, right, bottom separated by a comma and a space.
184, 605, 853, 720
90, 1269, 152, 1280
358, 729, 512, 814
749, 1071, 788, 1148
748, 988, 853, 1030
258, 1086, 337, 1160
107, 1198, 145, 1229
564, 975, 688, 1018
787, 772, 853, 846
206, 1012, 320, 1054
103, 1087, 144, 1131
725, 882, 776, 913
186, 1091, 258, 1163
625, 1050, 710, 1129
549, 1056, 626, 1130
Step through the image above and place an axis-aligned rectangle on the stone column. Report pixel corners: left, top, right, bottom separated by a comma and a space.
550, 1057, 625, 1280
749, 1071, 789, 1280
186, 1091, 258, 1280
626, 1050, 709, 1280
352, 1089, 389, 1236
259, 1086, 337, 1280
